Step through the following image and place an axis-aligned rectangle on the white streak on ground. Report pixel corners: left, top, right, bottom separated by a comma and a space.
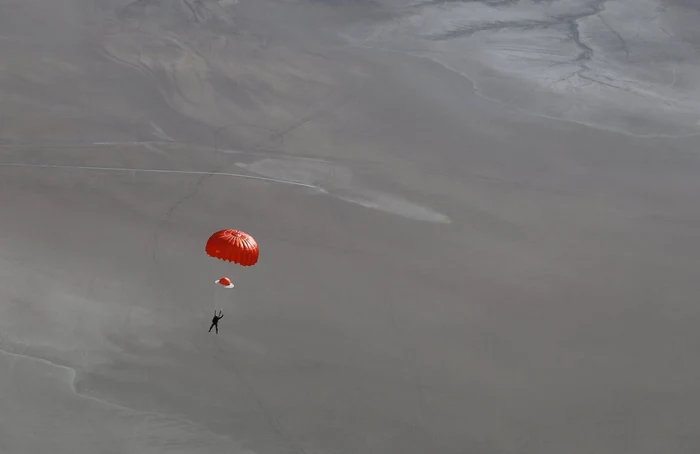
0, 162, 325, 191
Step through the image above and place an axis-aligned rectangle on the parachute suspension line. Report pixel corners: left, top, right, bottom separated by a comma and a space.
213, 276, 234, 312
214, 285, 225, 312
212, 262, 219, 312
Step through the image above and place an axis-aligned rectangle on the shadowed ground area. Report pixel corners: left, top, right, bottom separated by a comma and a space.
1, 0, 699, 453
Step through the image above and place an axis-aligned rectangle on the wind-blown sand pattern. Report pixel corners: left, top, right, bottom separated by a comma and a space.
1, 0, 699, 453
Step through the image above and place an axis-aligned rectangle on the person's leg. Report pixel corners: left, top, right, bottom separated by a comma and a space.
215, 325, 219, 334
209, 323, 214, 332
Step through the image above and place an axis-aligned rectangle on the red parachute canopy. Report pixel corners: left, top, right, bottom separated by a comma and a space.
215, 276, 235, 288
206, 229, 259, 266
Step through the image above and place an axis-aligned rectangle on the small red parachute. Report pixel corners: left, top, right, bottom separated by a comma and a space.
215, 277, 235, 288
205, 229, 259, 266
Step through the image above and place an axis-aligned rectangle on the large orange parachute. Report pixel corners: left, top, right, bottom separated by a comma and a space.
206, 229, 259, 266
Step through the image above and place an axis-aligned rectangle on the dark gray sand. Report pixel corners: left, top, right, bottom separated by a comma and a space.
1, 0, 699, 453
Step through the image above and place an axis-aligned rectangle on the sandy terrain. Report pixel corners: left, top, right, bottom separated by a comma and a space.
1, 0, 699, 453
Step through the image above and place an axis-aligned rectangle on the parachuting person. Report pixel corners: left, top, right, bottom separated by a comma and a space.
209, 310, 224, 334
205, 230, 259, 333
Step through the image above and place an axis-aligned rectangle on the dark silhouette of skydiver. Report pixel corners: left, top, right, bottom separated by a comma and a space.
209, 310, 224, 334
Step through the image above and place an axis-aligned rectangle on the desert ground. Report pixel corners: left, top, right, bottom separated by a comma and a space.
1, 0, 699, 453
